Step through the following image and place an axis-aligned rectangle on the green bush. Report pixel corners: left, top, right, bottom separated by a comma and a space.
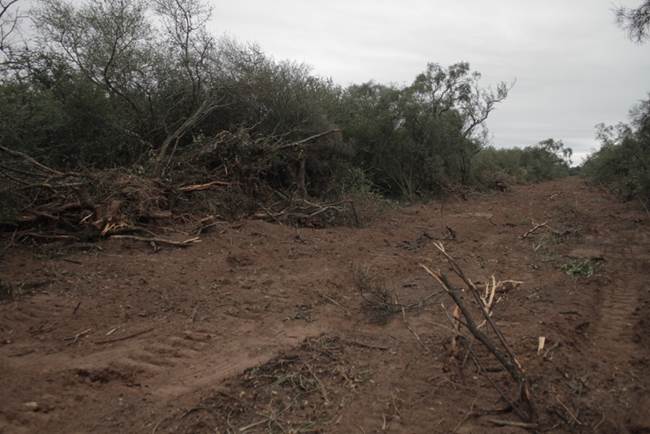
335, 63, 511, 199
582, 97, 650, 202
471, 139, 572, 188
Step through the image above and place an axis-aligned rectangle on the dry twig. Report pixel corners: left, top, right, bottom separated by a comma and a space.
64, 328, 92, 343
520, 221, 549, 239
94, 327, 154, 345
178, 180, 231, 192
487, 418, 538, 429
109, 235, 200, 247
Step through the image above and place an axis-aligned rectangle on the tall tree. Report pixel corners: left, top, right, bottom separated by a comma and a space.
406, 62, 512, 184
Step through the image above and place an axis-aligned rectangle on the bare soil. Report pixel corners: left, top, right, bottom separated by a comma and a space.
1, 177, 649, 433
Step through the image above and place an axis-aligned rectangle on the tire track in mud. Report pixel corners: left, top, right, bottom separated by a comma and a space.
591, 244, 648, 360
593, 281, 640, 358
3, 321, 326, 399
582, 232, 650, 433
0, 320, 327, 433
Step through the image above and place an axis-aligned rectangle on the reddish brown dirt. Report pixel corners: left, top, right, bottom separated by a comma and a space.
1, 177, 649, 433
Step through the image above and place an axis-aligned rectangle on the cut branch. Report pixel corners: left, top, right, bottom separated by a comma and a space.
178, 180, 231, 192
421, 242, 537, 423
109, 234, 200, 247
0, 145, 65, 176
520, 221, 549, 239
273, 129, 341, 151
155, 97, 224, 173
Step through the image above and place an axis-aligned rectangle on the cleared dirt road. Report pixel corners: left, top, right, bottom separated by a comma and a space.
1, 178, 648, 433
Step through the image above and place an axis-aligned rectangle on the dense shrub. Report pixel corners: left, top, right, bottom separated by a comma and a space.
334, 62, 511, 199
471, 139, 572, 188
582, 96, 650, 202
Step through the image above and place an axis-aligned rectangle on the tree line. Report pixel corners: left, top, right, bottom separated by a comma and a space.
0, 0, 575, 215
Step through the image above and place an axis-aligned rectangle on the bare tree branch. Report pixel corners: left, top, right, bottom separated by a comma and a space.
616, 1, 650, 43
0, 0, 21, 55
0, 144, 65, 176
155, 97, 224, 173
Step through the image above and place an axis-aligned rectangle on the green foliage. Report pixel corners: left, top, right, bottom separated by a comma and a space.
471, 139, 572, 187
332, 165, 395, 224
520, 139, 573, 181
471, 147, 526, 187
336, 166, 375, 195
334, 63, 511, 199
2, 0, 338, 169
215, 44, 339, 138
0, 57, 147, 167
561, 259, 597, 278
0, 0, 570, 207
582, 96, 650, 202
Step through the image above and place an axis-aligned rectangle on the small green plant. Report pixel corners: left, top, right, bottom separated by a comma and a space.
561, 259, 597, 278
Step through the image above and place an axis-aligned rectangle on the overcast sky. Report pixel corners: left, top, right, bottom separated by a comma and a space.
209, 0, 650, 163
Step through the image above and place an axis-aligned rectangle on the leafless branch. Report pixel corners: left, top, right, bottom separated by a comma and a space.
156, 96, 225, 174
616, 1, 650, 43
0, 144, 65, 176
421, 242, 537, 423
0, 0, 21, 54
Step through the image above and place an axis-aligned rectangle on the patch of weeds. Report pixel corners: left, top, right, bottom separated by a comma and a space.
353, 265, 399, 325
561, 259, 597, 278
532, 227, 584, 268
